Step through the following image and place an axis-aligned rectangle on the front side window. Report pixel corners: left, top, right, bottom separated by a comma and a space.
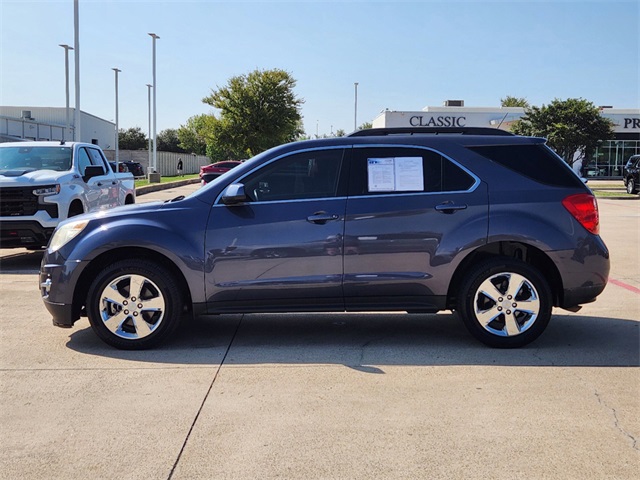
349, 147, 474, 196
76, 148, 93, 176
242, 149, 344, 202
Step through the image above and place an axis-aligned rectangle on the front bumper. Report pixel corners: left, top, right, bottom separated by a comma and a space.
40, 252, 89, 328
1, 220, 55, 248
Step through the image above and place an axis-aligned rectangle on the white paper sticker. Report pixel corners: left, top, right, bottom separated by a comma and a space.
395, 157, 424, 191
367, 157, 423, 192
367, 158, 396, 191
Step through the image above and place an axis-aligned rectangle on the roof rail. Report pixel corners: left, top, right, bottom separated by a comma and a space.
348, 127, 514, 137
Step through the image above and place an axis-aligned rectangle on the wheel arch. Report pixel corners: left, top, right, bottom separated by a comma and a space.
447, 241, 564, 309
72, 247, 192, 319
68, 198, 85, 217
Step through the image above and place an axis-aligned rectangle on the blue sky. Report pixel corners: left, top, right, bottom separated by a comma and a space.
1, 0, 638, 137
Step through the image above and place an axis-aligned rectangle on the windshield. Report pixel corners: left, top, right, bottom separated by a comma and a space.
0, 146, 73, 173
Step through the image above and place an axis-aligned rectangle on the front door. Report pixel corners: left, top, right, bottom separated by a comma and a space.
204, 147, 348, 312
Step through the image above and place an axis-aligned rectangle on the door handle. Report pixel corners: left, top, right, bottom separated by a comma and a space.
435, 202, 467, 214
307, 212, 339, 224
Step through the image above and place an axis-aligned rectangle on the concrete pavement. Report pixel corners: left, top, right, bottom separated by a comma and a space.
0, 187, 638, 479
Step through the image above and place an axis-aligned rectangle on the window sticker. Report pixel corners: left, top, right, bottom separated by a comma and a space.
367, 157, 423, 192
367, 158, 395, 191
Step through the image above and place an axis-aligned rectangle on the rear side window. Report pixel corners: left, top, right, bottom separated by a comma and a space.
468, 144, 584, 188
349, 147, 475, 196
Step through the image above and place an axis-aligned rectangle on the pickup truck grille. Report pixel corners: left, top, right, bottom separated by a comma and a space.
0, 187, 39, 216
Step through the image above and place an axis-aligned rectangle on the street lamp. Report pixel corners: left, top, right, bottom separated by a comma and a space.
146, 84, 152, 173
354, 82, 359, 131
73, 0, 80, 141
112, 68, 121, 169
148, 33, 160, 176
59, 44, 73, 141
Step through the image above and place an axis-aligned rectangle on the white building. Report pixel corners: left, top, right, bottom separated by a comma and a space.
373, 102, 640, 178
0, 106, 115, 150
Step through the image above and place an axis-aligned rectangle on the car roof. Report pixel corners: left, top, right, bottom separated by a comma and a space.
272, 131, 546, 154
0, 141, 93, 148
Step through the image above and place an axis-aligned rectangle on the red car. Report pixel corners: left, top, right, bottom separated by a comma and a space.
199, 161, 242, 185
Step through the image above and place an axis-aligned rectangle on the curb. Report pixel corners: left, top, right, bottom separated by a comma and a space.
136, 178, 200, 196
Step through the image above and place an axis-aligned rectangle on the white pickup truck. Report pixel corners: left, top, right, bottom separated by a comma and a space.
0, 141, 135, 249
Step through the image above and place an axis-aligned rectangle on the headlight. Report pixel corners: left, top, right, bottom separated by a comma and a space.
49, 219, 89, 252
33, 184, 61, 196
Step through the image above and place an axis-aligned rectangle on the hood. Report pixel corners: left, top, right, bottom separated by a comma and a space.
0, 169, 71, 184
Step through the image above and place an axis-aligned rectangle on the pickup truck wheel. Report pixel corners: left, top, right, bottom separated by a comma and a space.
86, 259, 183, 349
457, 258, 552, 348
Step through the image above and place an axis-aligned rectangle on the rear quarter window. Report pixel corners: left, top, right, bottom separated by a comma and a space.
468, 144, 584, 188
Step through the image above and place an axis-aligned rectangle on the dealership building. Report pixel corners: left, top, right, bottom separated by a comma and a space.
0, 106, 115, 150
373, 102, 640, 178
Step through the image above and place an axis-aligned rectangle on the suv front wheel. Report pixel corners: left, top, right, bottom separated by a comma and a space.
457, 258, 552, 348
86, 259, 183, 349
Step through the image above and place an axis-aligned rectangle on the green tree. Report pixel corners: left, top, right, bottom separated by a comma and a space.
118, 127, 147, 150
202, 68, 304, 157
157, 128, 186, 153
335, 129, 346, 137
358, 122, 373, 130
511, 98, 614, 165
501, 96, 530, 108
177, 115, 210, 155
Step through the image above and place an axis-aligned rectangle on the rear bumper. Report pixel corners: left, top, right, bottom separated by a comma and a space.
552, 235, 610, 309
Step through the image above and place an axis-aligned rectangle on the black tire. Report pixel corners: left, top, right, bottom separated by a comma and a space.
457, 257, 552, 348
86, 259, 183, 349
627, 178, 637, 194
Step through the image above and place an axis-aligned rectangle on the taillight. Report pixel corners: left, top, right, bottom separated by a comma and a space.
562, 193, 599, 234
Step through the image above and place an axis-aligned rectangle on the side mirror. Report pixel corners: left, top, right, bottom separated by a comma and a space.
221, 183, 247, 205
84, 165, 105, 181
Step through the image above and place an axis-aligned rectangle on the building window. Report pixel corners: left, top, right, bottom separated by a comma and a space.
589, 140, 640, 177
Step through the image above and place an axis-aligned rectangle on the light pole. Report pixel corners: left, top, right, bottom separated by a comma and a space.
148, 33, 160, 177
112, 68, 121, 169
59, 44, 73, 141
146, 84, 152, 173
73, 0, 80, 141
354, 82, 359, 131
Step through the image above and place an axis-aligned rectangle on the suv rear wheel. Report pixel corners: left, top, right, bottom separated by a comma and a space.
457, 257, 552, 348
626, 177, 637, 194
86, 259, 183, 349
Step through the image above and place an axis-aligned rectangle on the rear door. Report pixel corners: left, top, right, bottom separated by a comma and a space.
86, 147, 119, 207
343, 145, 488, 311
204, 147, 349, 312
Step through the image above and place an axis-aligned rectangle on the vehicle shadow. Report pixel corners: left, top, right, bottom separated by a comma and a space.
0, 250, 44, 274
66, 312, 640, 369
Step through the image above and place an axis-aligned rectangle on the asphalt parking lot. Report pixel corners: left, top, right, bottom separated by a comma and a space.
1, 185, 638, 479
